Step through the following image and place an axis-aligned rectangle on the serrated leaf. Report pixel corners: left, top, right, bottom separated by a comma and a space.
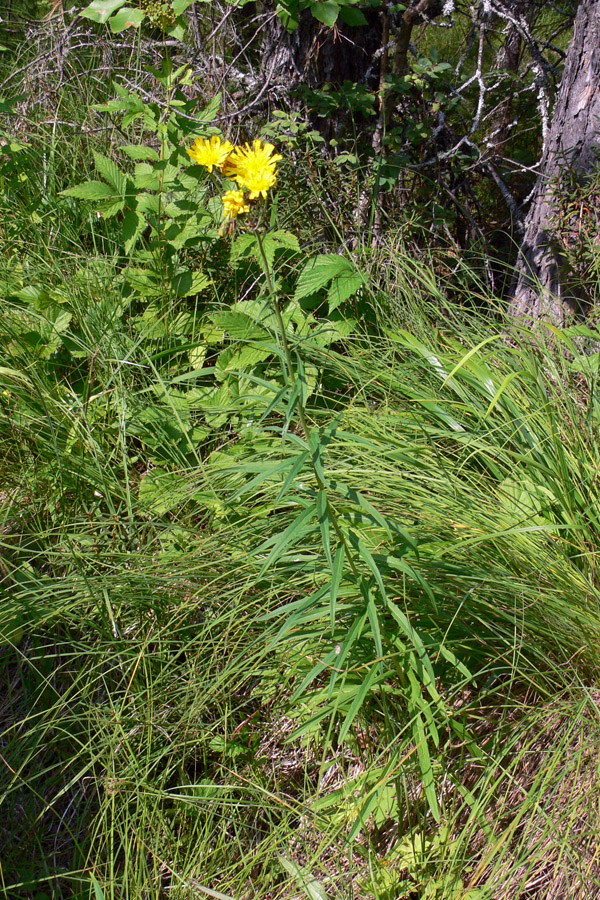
327, 270, 364, 311
80, 0, 126, 23
139, 468, 189, 514
109, 5, 145, 30
269, 229, 300, 252
121, 145, 160, 161
230, 233, 257, 264
123, 210, 146, 254
61, 181, 115, 200
136, 193, 162, 216
93, 151, 126, 192
98, 199, 125, 218
134, 163, 160, 191
211, 310, 270, 341
175, 270, 211, 297
294, 254, 353, 302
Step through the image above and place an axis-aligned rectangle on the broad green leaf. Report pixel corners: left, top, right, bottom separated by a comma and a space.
122, 209, 146, 254
109, 6, 145, 30
98, 198, 125, 218
61, 181, 115, 200
310, 0, 339, 26
338, 6, 367, 25
80, 0, 126, 23
194, 94, 222, 123
327, 270, 364, 311
270, 229, 300, 252
217, 345, 272, 373
134, 163, 160, 191
295, 254, 353, 302
211, 310, 270, 341
231, 233, 258, 264
171, 0, 195, 12
93, 151, 127, 192
135, 193, 162, 215
176, 270, 211, 297
121, 145, 160, 161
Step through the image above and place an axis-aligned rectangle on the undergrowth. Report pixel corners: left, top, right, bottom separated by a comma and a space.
2, 45, 600, 900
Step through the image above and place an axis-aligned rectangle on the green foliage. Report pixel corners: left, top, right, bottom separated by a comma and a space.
3, 30, 600, 900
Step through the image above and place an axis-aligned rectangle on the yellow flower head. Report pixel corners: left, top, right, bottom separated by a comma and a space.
224, 139, 283, 199
187, 135, 234, 173
222, 189, 250, 219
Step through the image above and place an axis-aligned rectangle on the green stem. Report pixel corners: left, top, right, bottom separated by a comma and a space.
254, 228, 362, 584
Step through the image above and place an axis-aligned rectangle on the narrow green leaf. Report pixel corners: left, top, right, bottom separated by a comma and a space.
309, 431, 328, 487
91, 875, 107, 900
278, 856, 330, 900
440, 335, 499, 389
329, 541, 345, 631
257, 502, 317, 575
413, 711, 440, 822
317, 489, 331, 566
338, 664, 380, 743
484, 370, 526, 419
328, 609, 367, 698
231, 456, 297, 501
276, 449, 309, 501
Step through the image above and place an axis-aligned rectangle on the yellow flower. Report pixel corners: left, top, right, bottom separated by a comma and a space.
187, 135, 234, 173
224, 139, 283, 199
222, 189, 250, 219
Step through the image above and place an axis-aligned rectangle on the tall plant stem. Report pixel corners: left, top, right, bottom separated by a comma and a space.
254, 230, 314, 445
254, 229, 363, 585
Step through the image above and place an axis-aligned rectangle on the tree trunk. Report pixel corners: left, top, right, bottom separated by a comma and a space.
260, 9, 382, 92
510, 0, 600, 323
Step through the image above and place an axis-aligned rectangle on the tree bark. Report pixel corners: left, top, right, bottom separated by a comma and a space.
510, 0, 600, 323
260, 9, 382, 93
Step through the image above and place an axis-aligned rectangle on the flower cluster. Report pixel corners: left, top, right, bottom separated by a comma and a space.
187, 135, 282, 220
